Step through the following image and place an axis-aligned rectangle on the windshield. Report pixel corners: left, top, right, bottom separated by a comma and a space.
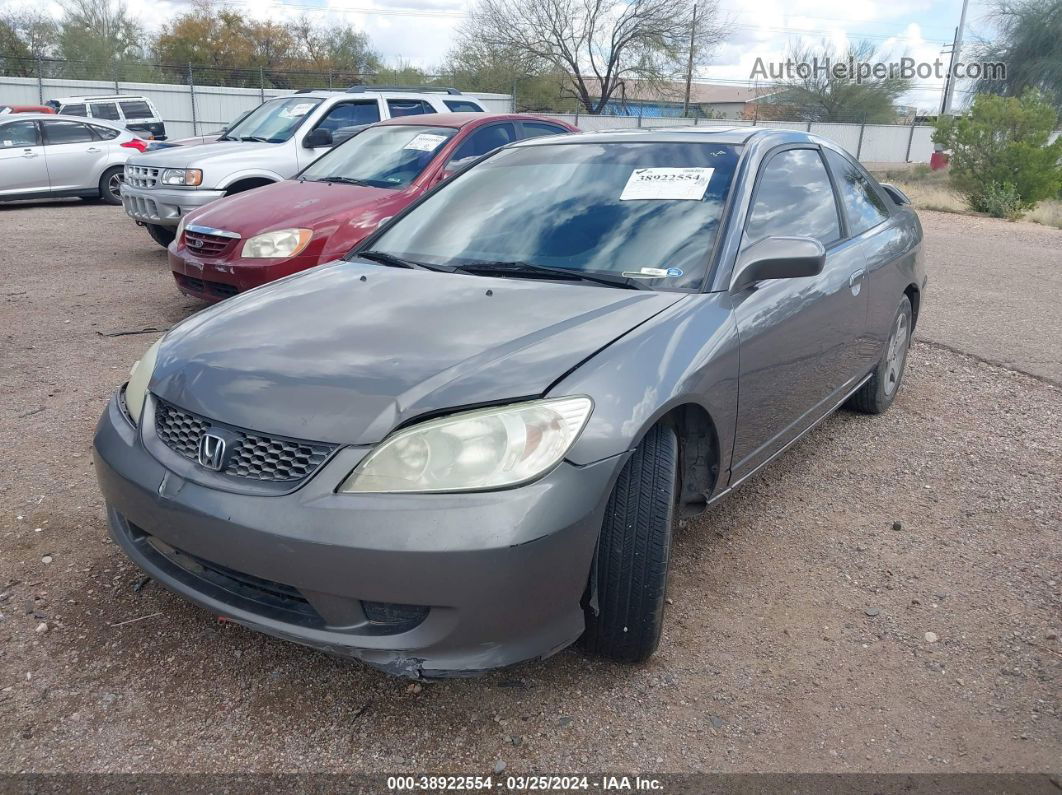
300, 125, 457, 189
361, 141, 740, 290
223, 97, 322, 143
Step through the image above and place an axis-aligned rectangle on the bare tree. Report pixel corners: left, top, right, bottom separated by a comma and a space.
459, 0, 727, 114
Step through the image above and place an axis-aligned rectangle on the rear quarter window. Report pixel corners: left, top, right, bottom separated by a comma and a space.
119, 100, 154, 119
444, 100, 485, 112
90, 102, 120, 121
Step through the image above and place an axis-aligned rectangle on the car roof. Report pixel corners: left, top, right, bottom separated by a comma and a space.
510, 125, 815, 148
375, 112, 571, 129
285, 90, 468, 101
50, 94, 151, 102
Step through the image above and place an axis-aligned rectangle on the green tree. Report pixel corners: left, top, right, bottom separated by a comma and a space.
1, 9, 59, 76
758, 40, 912, 123
933, 90, 1062, 216
57, 0, 144, 78
440, 39, 567, 111
974, 0, 1062, 112
291, 16, 380, 82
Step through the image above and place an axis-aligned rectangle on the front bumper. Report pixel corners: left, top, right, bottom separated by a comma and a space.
121, 183, 225, 227
168, 244, 318, 303
93, 393, 623, 677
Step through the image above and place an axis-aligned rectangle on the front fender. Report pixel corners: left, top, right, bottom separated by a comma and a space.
551, 292, 739, 483
215, 169, 285, 190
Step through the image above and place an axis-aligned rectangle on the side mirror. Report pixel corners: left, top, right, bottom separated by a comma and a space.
731, 236, 826, 293
880, 183, 911, 206
303, 128, 333, 149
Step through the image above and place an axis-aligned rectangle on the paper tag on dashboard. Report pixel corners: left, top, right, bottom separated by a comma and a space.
404, 133, 448, 152
620, 167, 714, 201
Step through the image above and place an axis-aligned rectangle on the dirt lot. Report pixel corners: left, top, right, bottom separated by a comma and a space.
0, 205, 1059, 774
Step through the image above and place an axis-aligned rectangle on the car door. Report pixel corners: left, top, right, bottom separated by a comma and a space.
729, 145, 869, 483
40, 118, 111, 191
0, 119, 49, 196
297, 99, 381, 168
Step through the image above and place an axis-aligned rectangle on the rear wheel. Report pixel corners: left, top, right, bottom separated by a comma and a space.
582, 423, 678, 663
99, 166, 125, 205
145, 223, 176, 249
847, 296, 913, 414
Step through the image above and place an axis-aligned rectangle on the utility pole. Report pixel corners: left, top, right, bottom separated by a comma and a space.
941, 0, 970, 115
682, 3, 698, 118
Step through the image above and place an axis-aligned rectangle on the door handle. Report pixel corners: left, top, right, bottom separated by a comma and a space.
87, 146, 102, 153
22, 150, 38, 158
849, 269, 866, 288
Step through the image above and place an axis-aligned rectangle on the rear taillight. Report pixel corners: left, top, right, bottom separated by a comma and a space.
121, 139, 148, 153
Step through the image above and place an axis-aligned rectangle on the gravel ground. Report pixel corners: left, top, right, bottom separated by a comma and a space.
0, 203, 1059, 773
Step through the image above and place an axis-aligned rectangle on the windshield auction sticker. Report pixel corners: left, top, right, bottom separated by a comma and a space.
620, 167, 714, 201
404, 133, 448, 152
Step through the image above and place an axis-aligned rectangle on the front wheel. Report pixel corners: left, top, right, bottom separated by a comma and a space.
145, 223, 176, 249
99, 166, 125, 205
847, 296, 912, 414
582, 423, 677, 663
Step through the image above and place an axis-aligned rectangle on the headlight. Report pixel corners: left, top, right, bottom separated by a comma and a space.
339, 397, 593, 493
160, 168, 203, 187
240, 228, 312, 259
124, 337, 162, 424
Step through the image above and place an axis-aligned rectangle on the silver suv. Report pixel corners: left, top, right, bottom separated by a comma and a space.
120, 87, 486, 247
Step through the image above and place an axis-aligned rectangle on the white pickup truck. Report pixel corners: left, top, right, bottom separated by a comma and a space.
120, 87, 487, 247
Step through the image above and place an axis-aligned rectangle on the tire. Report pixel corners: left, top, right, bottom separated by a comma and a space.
847, 296, 913, 414
145, 223, 176, 249
99, 166, 125, 205
582, 423, 678, 663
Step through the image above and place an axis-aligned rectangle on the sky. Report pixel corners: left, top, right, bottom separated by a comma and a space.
22, 0, 997, 112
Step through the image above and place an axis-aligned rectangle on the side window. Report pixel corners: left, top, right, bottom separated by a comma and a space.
745, 148, 841, 247
520, 121, 569, 140
387, 99, 433, 117
317, 101, 381, 132
60, 103, 86, 117
449, 122, 517, 167
41, 119, 97, 145
119, 100, 154, 119
824, 149, 890, 235
89, 102, 120, 121
443, 99, 484, 112
89, 124, 120, 140
0, 120, 41, 148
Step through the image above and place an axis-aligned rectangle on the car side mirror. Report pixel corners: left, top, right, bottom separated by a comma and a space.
880, 183, 911, 206
303, 128, 333, 149
731, 236, 826, 293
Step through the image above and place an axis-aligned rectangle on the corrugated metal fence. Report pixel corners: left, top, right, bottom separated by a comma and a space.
1, 72, 941, 163
0, 74, 513, 139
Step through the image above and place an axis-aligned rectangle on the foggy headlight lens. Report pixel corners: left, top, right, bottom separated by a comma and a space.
339, 397, 593, 493
124, 337, 162, 424
240, 228, 312, 259
160, 168, 202, 186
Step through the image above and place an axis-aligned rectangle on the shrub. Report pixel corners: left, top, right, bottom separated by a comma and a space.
969, 181, 1025, 219
934, 90, 1062, 213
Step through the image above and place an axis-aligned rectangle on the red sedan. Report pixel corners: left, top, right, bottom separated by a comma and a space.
169, 113, 579, 302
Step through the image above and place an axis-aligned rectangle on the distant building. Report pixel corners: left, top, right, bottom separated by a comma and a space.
595, 80, 783, 119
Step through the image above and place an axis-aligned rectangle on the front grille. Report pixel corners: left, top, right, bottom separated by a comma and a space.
174, 272, 239, 300
125, 164, 159, 188
184, 230, 236, 257
154, 399, 336, 483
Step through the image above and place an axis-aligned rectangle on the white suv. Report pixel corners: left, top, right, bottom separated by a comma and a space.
47, 94, 166, 141
120, 87, 486, 247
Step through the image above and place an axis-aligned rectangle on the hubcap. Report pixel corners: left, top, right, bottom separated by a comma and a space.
884, 312, 909, 396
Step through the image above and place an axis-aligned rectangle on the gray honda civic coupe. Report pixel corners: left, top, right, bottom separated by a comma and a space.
93, 127, 926, 678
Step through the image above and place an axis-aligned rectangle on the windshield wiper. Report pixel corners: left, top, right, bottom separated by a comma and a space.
239, 135, 270, 143
454, 261, 649, 290
316, 176, 369, 186
357, 250, 451, 272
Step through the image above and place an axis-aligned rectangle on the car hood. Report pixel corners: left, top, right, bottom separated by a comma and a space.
183, 179, 409, 241
150, 261, 685, 445
131, 140, 275, 168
